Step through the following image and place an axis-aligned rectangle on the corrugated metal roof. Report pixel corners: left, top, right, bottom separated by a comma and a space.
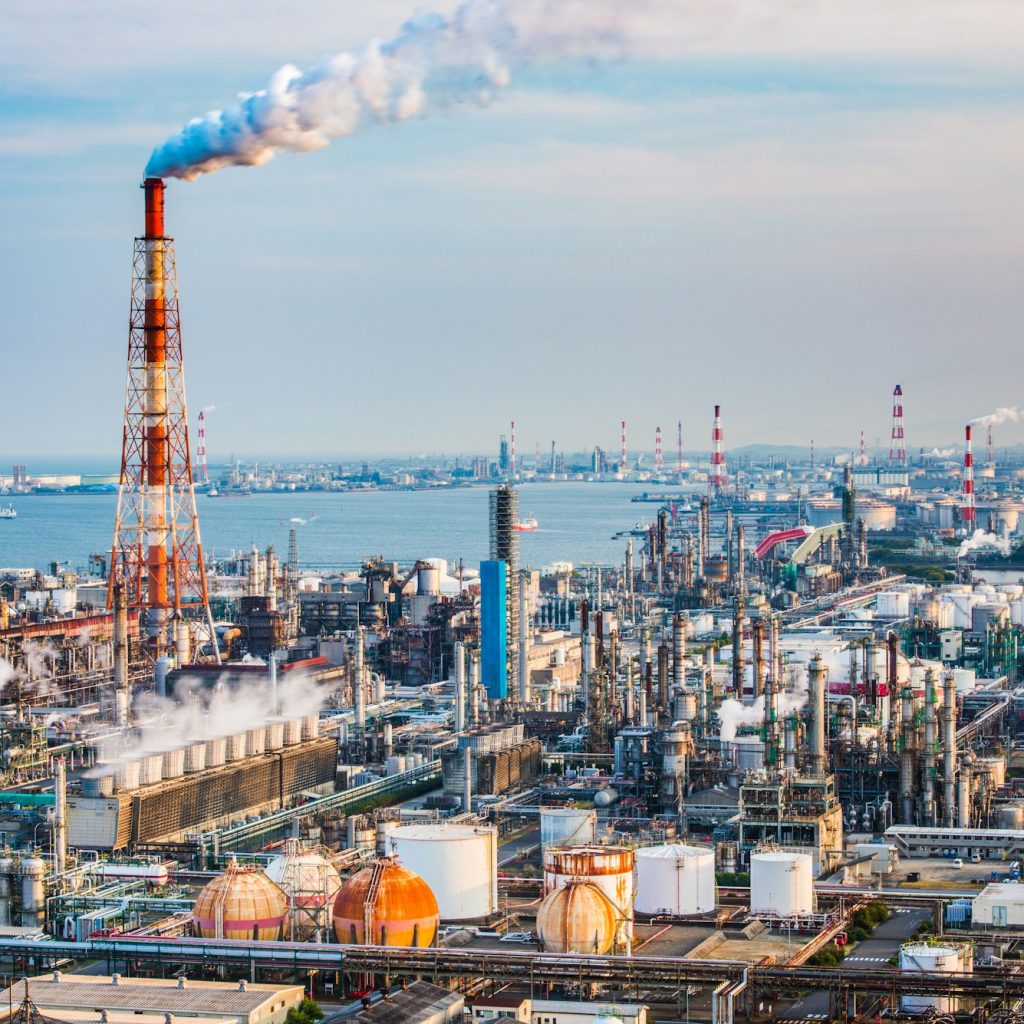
355, 982, 461, 1024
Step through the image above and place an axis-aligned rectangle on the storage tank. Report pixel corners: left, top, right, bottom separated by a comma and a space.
417, 565, 441, 596
954, 668, 977, 693
750, 851, 813, 917
544, 845, 634, 944
193, 862, 288, 940
976, 756, 1006, 788
540, 809, 597, 848
91, 862, 171, 886
205, 737, 227, 767
998, 803, 1024, 829
899, 942, 972, 1013
673, 691, 698, 722
387, 824, 497, 921
876, 591, 910, 618
332, 858, 439, 946
536, 880, 617, 954
264, 840, 343, 940
634, 844, 716, 916
726, 736, 765, 772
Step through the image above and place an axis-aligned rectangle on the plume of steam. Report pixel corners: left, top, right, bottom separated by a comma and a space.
927, 447, 956, 459
970, 407, 1021, 428
717, 663, 808, 743
200, 404, 217, 414
145, 0, 649, 180
290, 517, 307, 526
958, 528, 1012, 559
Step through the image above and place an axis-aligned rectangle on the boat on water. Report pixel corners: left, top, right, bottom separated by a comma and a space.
514, 515, 538, 532
207, 486, 252, 498
0, 505, 16, 519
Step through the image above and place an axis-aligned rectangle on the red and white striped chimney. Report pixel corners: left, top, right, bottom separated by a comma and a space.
654, 425, 663, 475
962, 424, 976, 530
197, 410, 208, 485
620, 420, 627, 471
510, 420, 516, 480
710, 404, 726, 493
889, 384, 906, 467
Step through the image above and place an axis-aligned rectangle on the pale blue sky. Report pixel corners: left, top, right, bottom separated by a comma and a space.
3, 1, 1024, 464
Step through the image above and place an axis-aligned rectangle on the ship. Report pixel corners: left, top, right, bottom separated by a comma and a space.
514, 515, 538, 532
0, 505, 16, 519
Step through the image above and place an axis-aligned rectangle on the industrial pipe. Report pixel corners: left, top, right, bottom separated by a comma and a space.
454, 641, 466, 734
943, 671, 957, 828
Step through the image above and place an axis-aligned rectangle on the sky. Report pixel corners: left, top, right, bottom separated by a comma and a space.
2, 0, 1024, 465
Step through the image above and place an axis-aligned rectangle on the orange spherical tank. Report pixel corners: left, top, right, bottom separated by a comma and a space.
333, 859, 439, 947
536, 880, 617, 955
193, 863, 289, 941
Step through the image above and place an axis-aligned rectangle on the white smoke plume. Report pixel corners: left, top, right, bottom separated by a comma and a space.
717, 662, 809, 743
200, 404, 217, 414
970, 407, 1021, 428
958, 528, 1012, 559
89, 666, 329, 776
145, 0, 670, 180
928, 447, 956, 458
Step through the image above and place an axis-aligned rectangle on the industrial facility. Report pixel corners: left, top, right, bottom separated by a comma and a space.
5, 179, 1024, 1024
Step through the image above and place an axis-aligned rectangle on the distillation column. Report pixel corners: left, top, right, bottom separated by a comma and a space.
943, 671, 958, 828
921, 669, 937, 826
808, 653, 827, 776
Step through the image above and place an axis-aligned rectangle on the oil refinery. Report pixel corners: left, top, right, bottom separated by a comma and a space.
5, 33, 1024, 1024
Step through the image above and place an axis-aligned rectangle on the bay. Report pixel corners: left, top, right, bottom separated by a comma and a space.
0, 482, 659, 574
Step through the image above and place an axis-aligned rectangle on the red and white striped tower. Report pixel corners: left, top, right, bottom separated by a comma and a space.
510, 420, 516, 480
676, 420, 684, 476
654, 426, 663, 476
197, 408, 209, 485
858, 429, 866, 466
962, 424, 976, 531
987, 424, 995, 473
889, 385, 906, 467
710, 404, 726, 494
620, 420, 628, 471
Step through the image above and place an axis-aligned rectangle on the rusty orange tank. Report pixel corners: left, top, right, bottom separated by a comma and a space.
333, 857, 439, 946
193, 861, 288, 940
536, 880, 617, 954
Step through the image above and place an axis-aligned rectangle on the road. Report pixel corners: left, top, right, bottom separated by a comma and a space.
776, 907, 930, 1022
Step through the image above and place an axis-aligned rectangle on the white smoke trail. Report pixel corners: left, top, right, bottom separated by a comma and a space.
200, 404, 217, 414
145, 0, 677, 180
958, 528, 1012, 559
717, 663, 809, 743
970, 407, 1021, 428
928, 447, 956, 458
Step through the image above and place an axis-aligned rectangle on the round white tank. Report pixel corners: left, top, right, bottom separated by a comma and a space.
729, 736, 765, 771
674, 692, 698, 721
161, 748, 185, 779
543, 845, 635, 943
302, 714, 319, 741
19, 857, 45, 926
998, 803, 1024, 829
750, 851, 813, 917
876, 591, 910, 618
417, 566, 441, 596
954, 668, 977, 693
540, 808, 597, 848
976, 756, 1006, 788
388, 824, 497, 921
246, 727, 266, 757
899, 943, 971, 1013
225, 733, 246, 762
184, 743, 206, 774
634, 844, 716, 916
139, 755, 163, 786
205, 737, 227, 767
386, 756, 407, 776
283, 719, 303, 745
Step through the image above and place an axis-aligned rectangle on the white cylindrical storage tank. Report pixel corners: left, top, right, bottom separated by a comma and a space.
729, 736, 765, 771
540, 808, 597, 848
184, 743, 207, 774
115, 760, 140, 792
0, 857, 13, 927
205, 736, 227, 767
284, 718, 303, 745
998, 803, 1024, 830
19, 857, 45, 927
266, 722, 285, 751
543, 845, 634, 944
876, 591, 910, 618
302, 714, 319, 741
899, 943, 971, 1013
389, 824, 497, 921
386, 756, 406, 776
246, 727, 266, 757
161, 748, 185, 779
750, 851, 813, 917
139, 754, 163, 786
417, 566, 441, 596
634, 844, 716, 916
976, 756, 1006, 788
225, 733, 246, 762
673, 692, 698, 722
954, 668, 977, 693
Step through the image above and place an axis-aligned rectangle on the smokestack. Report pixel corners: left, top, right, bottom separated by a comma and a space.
197, 409, 208, 485
113, 581, 129, 728
809, 652, 826, 776
654, 425, 663, 476
454, 641, 466, 734
922, 669, 937, 826
676, 420, 684, 476
731, 596, 745, 698
889, 384, 906, 467
518, 573, 530, 705
580, 631, 591, 709
510, 420, 516, 480
54, 757, 67, 879
354, 626, 366, 728
470, 652, 481, 725
901, 685, 915, 824
672, 613, 686, 691
962, 424, 976, 530
943, 671, 957, 828
710, 404, 726, 494
656, 642, 669, 724
620, 420, 627, 472
736, 524, 745, 596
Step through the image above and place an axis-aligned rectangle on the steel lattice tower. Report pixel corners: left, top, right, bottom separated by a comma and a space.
109, 178, 216, 660
889, 384, 906, 467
